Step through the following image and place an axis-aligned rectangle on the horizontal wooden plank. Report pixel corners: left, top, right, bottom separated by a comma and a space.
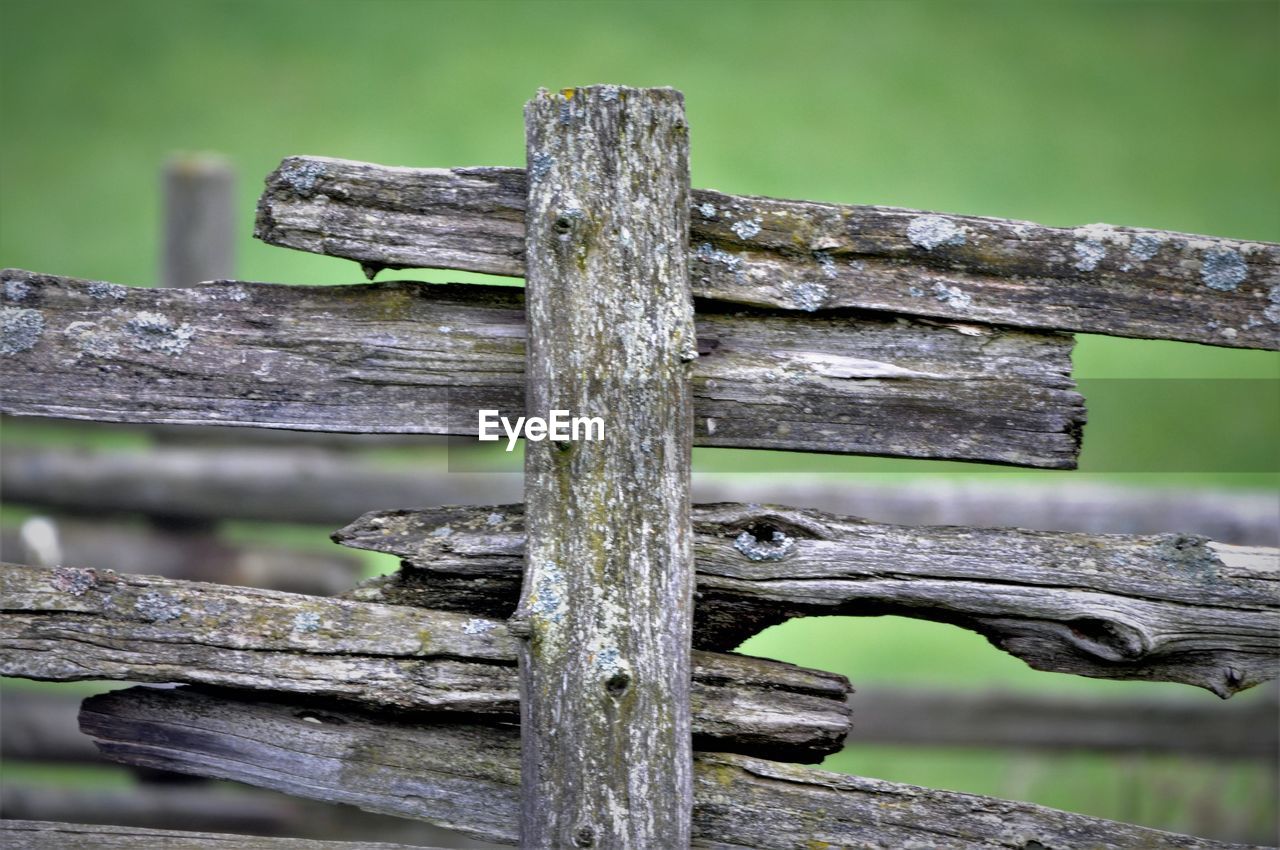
0, 790, 485, 847
79, 686, 1262, 849
0, 821, 437, 850
255, 156, 1280, 349
336, 503, 1280, 697
0, 270, 1084, 467
5, 440, 1278, 546
0, 517, 361, 596
847, 685, 1279, 758
0, 563, 850, 762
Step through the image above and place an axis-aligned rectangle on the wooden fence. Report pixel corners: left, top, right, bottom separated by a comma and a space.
1, 84, 1278, 849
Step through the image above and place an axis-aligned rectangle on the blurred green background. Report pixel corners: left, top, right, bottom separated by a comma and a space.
2, 0, 1278, 844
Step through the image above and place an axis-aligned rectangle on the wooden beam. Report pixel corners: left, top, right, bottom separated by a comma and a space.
254, 156, 1280, 350
78, 686, 1263, 849
335, 503, 1280, 697
162, 154, 235, 289
0, 563, 850, 762
845, 684, 1279, 758
516, 85, 695, 848
5, 441, 1278, 546
0, 269, 1084, 468
0, 518, 361, 596
0, 820, 439, 850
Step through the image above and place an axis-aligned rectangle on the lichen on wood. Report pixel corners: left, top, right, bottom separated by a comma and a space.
517, 84, 696, 849
254, 156, 1280, 350
336, 503, 1280, 697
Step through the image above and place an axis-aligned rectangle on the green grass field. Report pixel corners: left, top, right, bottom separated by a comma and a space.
2, 0, 1277, 843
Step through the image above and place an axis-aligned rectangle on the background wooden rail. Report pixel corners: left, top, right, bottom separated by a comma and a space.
0, 270, 1084, 467
0, 563, 851, 761
255, 156, 1280, 350
0, 820, 439, 850
4, 437, 1276, 545
76, 686, 1266, 849
336, 503, 1280, 697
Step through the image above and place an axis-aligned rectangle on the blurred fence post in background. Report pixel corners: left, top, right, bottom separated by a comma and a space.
162, 154, 235, 288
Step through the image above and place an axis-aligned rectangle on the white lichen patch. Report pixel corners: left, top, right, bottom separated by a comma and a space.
907, 215, 966, 250
730, 217, 762, 240
4, 279, 30, 301
51, 567, 96, 596
279, 159, 325, 197
430, 525, 453, 538
209, 285, 249, 302
463, 618, 496, 635
1072, 238, 1107, 272
64, 321, 119, 358
1264, 285, 1280, 324
693, 241, 743, 273
134, 591, 183, 623
529, 152, 555, 181
734, 529, 797, 562
814, 251, 838, 279
485, 512, 505, 526
2, 307, 44, 354
1200, 248, 1247, 291
87, 281, 128, 300
292, 612, 321, 633
126, 311, 195, 356
932, 282, 973, 309
698, 202, 717, 219
1126, 232, 1165, 264
530, 560, 565, 620
783, 280, 829, 312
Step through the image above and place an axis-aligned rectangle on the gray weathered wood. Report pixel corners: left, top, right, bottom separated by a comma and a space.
0, 518, 361, 596
79, 686, 1265, 849
6, 441, 1278, 546
336, 503, 1280, 697
0, 786, 500, 847
0, 563, 850, 762
846, 684, 1280, 758
0, 820, 437, 850
516, 85, 695, 848
162, 154, 236, 289
0, 269, 1084, 468
254, 156, 1280, 350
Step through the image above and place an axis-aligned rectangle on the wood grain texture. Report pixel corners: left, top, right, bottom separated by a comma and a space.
517, 84, 695, 848
6, 441, 1278, 546
0, 820, 435, 850
0, 269, 1084, 467
79, 686, 1265, 849
0, 563, 850, 762
336, 503, 1280, 697
255, 156, 1280, 350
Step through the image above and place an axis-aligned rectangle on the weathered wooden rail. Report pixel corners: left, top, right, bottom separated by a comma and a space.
255, 157, 1280, 350
73, 686, 1268, 849
335, 503, 1279, 696
2, 83, 1277, 848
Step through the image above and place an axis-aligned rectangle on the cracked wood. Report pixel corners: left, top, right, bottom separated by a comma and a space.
335, 503, 1280, 698
0, 269, 1083, 468
0, 563, 850, 762
255, 156, 1280, 350
79, 686, 1264, 849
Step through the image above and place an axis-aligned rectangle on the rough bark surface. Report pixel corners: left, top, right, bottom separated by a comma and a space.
0, 820, 435, 850
0, 269, 1084, 468
516, 85, 695, 849
336, 503, 1280, 697
79, 686, 1265, 849
0, 563, 849, 761
254, 156, 1280, 350
6, 441, 1278, 546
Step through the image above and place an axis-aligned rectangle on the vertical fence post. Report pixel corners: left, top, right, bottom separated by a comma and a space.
162, 154, 235, 288
517, 86, 696, 848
